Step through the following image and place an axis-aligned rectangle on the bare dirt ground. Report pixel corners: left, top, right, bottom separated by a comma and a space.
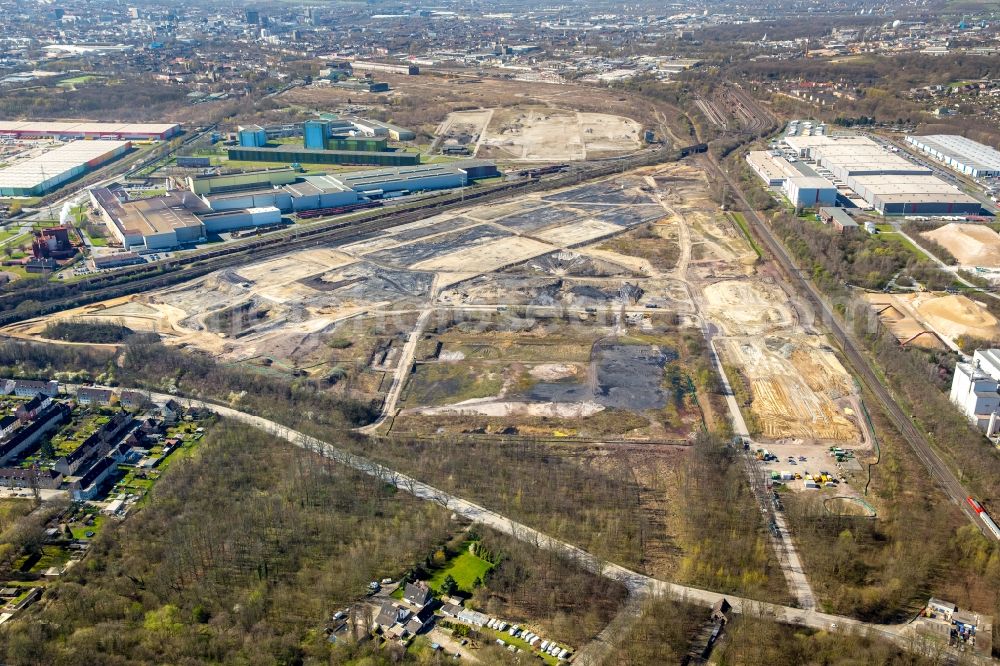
475, 106, 642, 161
280, 74, 678, 146
865, 293, 946, 350
909, 292, 1000, 342
652, 160, 861, 444
717, 337, 858, 442
922, 223, 1000, 268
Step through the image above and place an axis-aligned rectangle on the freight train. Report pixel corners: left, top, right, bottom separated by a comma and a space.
967, 497, 1000, 541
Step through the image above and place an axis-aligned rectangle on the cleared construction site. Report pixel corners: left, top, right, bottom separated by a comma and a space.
11, 152, 865, 448
442, 106, 644, 161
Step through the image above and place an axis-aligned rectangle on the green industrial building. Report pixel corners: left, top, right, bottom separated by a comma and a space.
326, 137, 388, 152
227, 146, 420, 167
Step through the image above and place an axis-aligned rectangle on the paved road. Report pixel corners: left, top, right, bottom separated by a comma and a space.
702, 155, 993, 540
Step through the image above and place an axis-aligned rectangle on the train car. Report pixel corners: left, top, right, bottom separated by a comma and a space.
983, 511, 1000, 541
967, 496, 984, 514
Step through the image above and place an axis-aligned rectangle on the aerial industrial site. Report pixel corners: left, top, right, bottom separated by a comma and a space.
1, 0, 1000, 664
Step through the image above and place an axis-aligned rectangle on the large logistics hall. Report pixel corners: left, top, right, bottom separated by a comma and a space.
905, 135, 1000, 179
0, 140, 131, 196
0, 121, 180, 141
758, 131, 982, 215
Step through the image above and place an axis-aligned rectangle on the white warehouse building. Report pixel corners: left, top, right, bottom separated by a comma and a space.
950, 348, 1000, 435
905, 134, 1000, 179
745, 150, 838, 207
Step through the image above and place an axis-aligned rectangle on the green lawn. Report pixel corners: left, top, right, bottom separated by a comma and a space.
427, 544, 493, 594
70, 515, 105, 540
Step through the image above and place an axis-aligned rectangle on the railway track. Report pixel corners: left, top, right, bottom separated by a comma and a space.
0, 147, 677, 327
703, 155, 992, 540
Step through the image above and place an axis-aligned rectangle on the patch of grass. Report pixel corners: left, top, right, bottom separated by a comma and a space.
427, 544, 493, 594
402, 362, 504, 407
729, 211, 762, 258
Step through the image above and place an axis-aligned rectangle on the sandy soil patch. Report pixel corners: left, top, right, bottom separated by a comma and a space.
531, 219, 624, 247
865, 293, 945, 349
478, 107, 641, 161
922, 223, 1000, 267
411, 237, 556, 273
236, 248, 356, 284
911, 293, 1000, 342
717, 336, 859, 442
529, 363, 582, 381
701, 279, 795, 335
407, 398, 606, 418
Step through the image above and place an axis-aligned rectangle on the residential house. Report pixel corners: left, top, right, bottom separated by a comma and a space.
403, 581, 433, 610
0, 403, 71, 466
0, 415, 17, 440
70, 456, 119, 501
12, 380, 58, 398
16, 393, 52, 422
77, 387, 114, 407
119, 390, 148, 410
161, 399, 182, 424
55, 412, 133, 476
0, 467, 63, 490
374, 601, 412, 631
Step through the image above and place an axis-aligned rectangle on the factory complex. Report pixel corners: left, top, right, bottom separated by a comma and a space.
0, 140, 132, 196
0, 121, 180, 141
229, 115, 419, 167
748, 128, 982, 215
905, 134, 1000, 179
90, 160, 498, 251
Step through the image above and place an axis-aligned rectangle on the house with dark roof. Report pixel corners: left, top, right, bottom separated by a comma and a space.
16, 393, 52, 422
0, 415, 17, 440
55, 412, 133, 476
403, 581, 433, 610
0, 466, 63, 490
373, 601, 411, 630
0, 403, 71, 466
119, 390, 148, 410
70, 456, 120, 501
